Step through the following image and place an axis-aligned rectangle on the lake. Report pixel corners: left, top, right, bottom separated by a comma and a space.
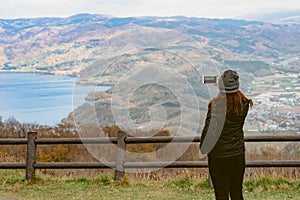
0, 72, 110, 126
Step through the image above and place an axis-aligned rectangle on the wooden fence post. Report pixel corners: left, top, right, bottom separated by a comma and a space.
26, 132, 37, 180
115, 131, 127, 181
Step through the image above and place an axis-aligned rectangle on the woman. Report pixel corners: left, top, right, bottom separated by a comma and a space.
200, 70, 253, 200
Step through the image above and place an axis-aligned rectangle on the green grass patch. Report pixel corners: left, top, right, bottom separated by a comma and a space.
244, 176, 299, 192
0, 170, 299, 200
249, 83, 257, 88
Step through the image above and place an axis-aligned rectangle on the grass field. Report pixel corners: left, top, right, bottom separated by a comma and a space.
1, 170, 300, 200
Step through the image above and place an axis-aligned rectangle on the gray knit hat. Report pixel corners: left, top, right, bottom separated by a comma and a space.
218, 70, 239, 93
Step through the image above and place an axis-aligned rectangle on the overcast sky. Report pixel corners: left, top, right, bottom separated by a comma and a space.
0, 0, 299, 19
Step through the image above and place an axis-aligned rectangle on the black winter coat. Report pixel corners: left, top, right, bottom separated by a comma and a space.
200, 101, 250, 158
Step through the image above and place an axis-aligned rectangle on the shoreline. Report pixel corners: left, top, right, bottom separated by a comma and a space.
0, 70, 113, 87
0, 69, 79, 77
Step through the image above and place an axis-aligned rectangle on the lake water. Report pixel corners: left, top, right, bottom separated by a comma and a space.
0, 72, 110, 126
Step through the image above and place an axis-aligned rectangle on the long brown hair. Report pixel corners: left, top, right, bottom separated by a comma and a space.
209, 90, 253, 116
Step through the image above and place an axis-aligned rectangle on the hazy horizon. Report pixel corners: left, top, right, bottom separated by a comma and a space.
0, 0, 299, 20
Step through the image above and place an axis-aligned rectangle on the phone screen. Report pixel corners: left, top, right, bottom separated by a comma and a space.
203, 76, 217, 84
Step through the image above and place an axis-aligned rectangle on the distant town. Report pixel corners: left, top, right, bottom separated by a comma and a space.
245, 72, 300, 133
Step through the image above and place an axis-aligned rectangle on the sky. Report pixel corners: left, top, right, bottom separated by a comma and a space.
0, 0, 299, 19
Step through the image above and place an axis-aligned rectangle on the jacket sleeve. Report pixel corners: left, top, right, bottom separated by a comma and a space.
200, 104, 211, 149
200, 101, 226, 154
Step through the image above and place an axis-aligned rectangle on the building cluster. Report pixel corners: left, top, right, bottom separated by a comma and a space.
244, 73, 300, 133
245, 93, 300, 132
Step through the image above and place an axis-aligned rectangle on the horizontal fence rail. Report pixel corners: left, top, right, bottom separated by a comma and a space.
0, 132, 300, 180
1, 161, 300, 169
2, 135, 300, 145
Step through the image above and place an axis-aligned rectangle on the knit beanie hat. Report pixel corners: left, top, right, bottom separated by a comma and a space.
218, 70, 239, 93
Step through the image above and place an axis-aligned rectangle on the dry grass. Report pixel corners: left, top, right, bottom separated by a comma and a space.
0, 169, 299, 200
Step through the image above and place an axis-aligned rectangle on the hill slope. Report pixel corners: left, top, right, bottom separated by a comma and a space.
1, 14, 299, 131
0, 14, 299, 77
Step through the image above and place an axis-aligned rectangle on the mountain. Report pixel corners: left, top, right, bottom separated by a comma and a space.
0, 13, 299, 77
1, 14, 299, 132
241, 10, 300, 24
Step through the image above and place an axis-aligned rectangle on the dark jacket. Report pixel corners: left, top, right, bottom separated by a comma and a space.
200, 101, 250, 158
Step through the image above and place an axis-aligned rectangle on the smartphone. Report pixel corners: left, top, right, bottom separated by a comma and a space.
202, 75, 217, 84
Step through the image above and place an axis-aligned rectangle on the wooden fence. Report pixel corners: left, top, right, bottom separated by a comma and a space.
1, 131, 300, 181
